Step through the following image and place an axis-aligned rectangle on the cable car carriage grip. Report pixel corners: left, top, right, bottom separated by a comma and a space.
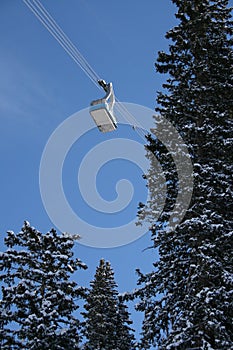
89, 79, 117, 132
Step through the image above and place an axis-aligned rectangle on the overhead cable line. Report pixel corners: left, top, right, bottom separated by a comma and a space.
23, 0, 101, 88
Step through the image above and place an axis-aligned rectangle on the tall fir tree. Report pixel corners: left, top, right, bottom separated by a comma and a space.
0, 221, 87, 350
136, 0, 233, 349
82, 259, 135, 350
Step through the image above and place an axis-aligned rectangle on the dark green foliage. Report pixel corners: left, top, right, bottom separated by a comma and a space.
0, 221, 87, 349
116, 298, 137, 350
136, 1, 233, 349
82, 259, 135, 350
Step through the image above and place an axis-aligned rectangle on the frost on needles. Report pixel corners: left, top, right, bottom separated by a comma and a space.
0, 221, 87, 350
136, 0, 233, 349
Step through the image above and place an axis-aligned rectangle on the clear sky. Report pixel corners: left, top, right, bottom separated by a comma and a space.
1, 0, 232, 342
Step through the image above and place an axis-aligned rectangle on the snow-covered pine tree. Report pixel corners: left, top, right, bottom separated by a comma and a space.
136, 0, 233, 349
82, 259, 135, 350
116, 297, 137, 350
0, 221, 87, 350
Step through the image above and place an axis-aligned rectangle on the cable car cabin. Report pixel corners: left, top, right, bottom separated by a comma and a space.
90, 80, 117, 132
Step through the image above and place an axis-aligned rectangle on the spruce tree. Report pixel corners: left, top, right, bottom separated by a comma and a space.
82, 259, 135, 350
136, 0, 233, 349
116, 298, 137, 350
0, 221, 87, 349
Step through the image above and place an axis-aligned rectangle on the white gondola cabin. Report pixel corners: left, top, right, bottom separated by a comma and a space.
90, 80, 117, 132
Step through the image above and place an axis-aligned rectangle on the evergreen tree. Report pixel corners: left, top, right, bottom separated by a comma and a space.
136, 0, 233, 349
116, 297, 137, 350
0, 221, 87, 349
82, 259, 135, 350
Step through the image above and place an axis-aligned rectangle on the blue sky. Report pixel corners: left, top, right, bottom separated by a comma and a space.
2, 0, 231, 341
